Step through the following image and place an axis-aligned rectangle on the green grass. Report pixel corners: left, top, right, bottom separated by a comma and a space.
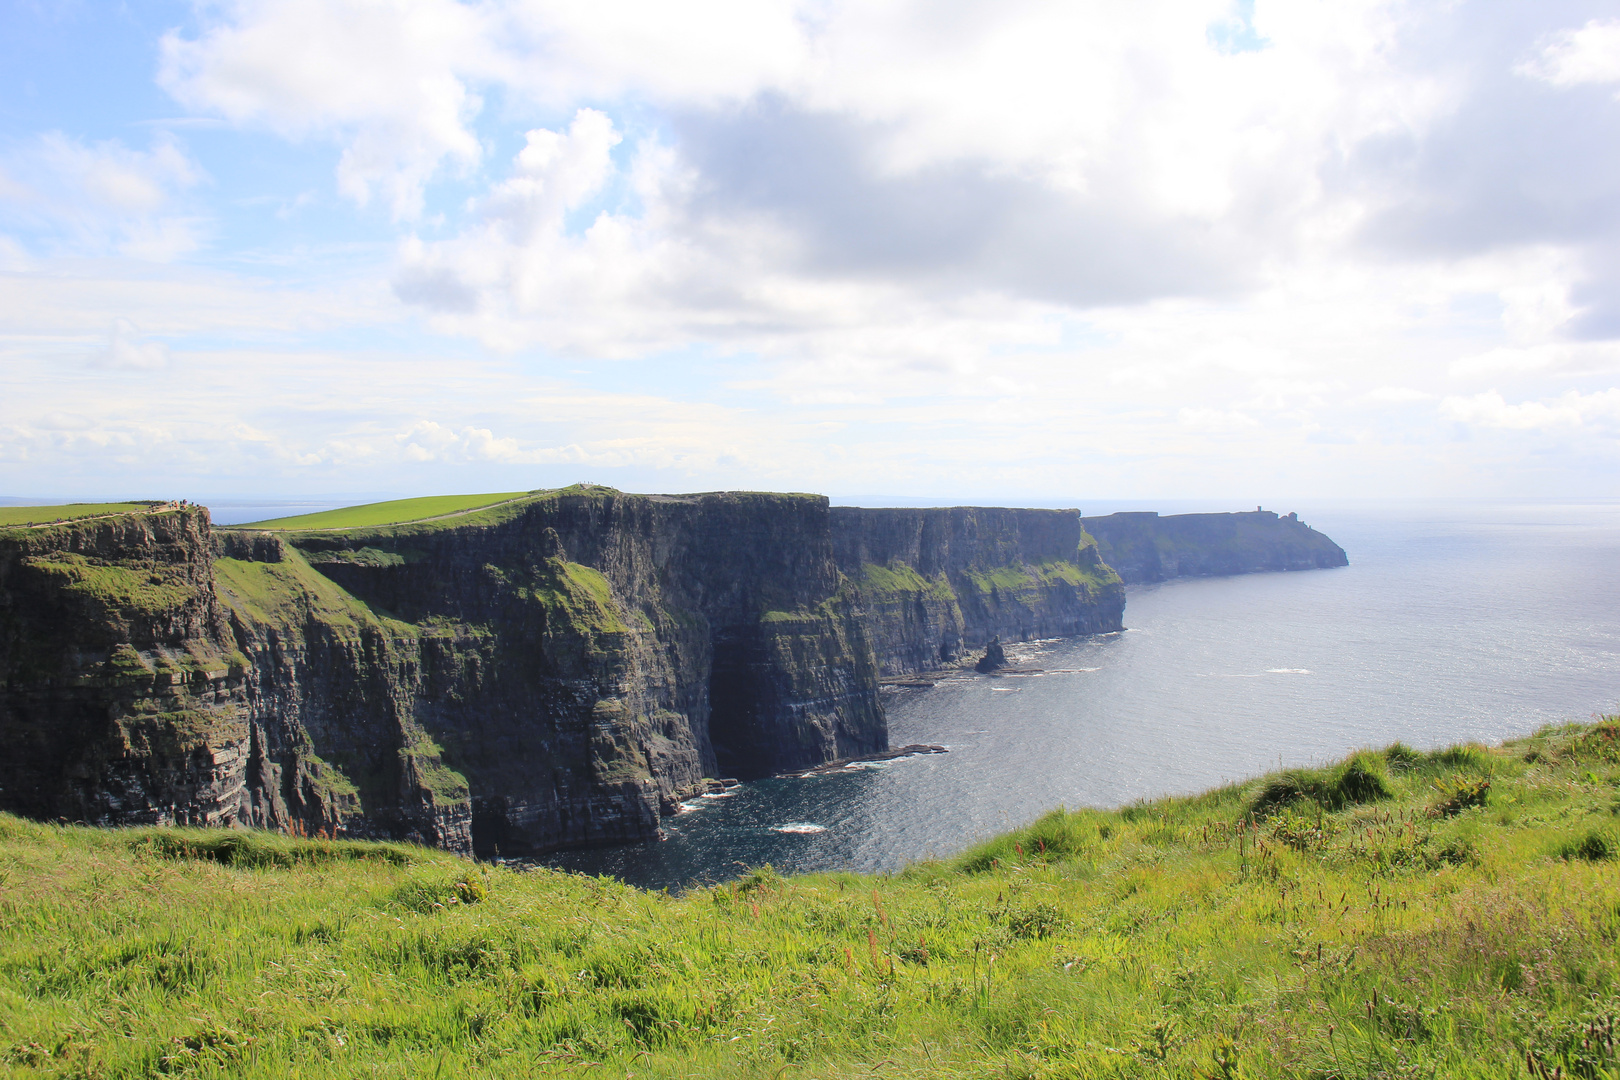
964, 559, 1117, 597
20, 552, 200, 619
0, 503, 159, 528
231, 493, 533, 531
213, 550, 385, 633
4, 721, 1620, 1078
857, 562, 961, 604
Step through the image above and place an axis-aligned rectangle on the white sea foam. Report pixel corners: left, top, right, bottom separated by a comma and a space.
1266, 668, 1313, 675
772, 823, 827, 834
990, 687, 1020, 692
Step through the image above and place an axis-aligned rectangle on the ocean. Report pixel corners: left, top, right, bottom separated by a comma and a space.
533, 499, 1620, 890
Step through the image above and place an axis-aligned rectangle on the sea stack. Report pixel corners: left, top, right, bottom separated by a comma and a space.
975, 636, 1008, 673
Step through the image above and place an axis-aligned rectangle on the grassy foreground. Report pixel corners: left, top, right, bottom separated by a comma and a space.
3, 724, 1619, 1078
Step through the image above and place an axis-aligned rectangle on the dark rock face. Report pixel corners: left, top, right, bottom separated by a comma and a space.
0, 491, 1128, 857
830, 506, 1125, 675
289, 491, 887, 840
974, 637, 1008, 673
0, 507, 469, 850
1080, 510, 1348, 585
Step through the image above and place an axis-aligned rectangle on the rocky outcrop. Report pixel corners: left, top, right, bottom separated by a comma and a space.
0, 489, 1129, 857
974, 637, 1008, 674
830, 506, 1125, 676
1080, 510, 1348, 584
0, 508, 249, 829
0, 507, 470, 851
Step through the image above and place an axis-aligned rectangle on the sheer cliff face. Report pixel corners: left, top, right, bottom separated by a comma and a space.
284, 490, 886, 853
830, 507, 1125, 676
0, 509, 248, 829
0, 492, 1128, 857
0, 509, 467, 850
1080, 511, 1349, 585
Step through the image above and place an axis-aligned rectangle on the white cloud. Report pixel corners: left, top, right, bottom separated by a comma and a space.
36, 131, 202, 213
96, 319, 172, 371
395, 420, 537, 464
0, 133, 206, 260
145, 0, 1620, 396
161, 1, 1445, 284
159, 0, 494, 218
1519, 18, 1620, 89
1361, 386, 1433, 404
1440, 389, 1620, 431
1177, 407, 1260, 431
1449, 342, 1620, 379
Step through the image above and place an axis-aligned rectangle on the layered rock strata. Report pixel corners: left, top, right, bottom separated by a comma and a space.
1081, 510, 1348, 584
830, 506, 1125, 676
0, 490, 1130, 857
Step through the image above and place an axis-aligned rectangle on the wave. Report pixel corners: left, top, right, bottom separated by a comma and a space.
771, 823, 827, 834
1266, 668, 1314, 675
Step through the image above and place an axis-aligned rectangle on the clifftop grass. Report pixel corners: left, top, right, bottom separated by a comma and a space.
229, 486, 828, 535
231, 492, 533, 531
0, 503, 161, 528
3, 721, 1619, 1079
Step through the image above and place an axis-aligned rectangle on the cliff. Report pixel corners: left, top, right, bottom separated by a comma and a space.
0, 507, 470, 851
273, 489, 887, 855
1080, 510, 1348, 584
830, 506, 1124, 675
0, 490, 1125, 857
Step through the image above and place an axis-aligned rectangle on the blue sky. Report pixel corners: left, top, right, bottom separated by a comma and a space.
4, 0, 1620, 504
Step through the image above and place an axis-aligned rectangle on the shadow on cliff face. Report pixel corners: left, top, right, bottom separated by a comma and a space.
708, 629, 772, 780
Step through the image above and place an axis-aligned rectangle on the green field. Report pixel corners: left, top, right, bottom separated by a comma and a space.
231, 492, 533, 531
2, 721, 1618, 1078
0, 502, 160, 528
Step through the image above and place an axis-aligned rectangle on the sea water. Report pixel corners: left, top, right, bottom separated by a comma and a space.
533, 499, 1620, 890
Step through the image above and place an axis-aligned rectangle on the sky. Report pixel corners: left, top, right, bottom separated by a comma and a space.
3, 0, 1620, 505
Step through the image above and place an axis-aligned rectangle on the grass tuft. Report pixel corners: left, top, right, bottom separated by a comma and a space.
1557, 827, 1616, 862
1251, 750, 1392, 815
129, 828, 417, 868
1429, 773, 1492, 817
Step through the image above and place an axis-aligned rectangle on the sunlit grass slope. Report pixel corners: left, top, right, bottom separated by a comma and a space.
0, 503, 160, 528
232, 492, 532, 531
3, 722, 1619, 1078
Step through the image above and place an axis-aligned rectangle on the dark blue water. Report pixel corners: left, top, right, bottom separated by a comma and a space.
541, 500, 1620, 890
